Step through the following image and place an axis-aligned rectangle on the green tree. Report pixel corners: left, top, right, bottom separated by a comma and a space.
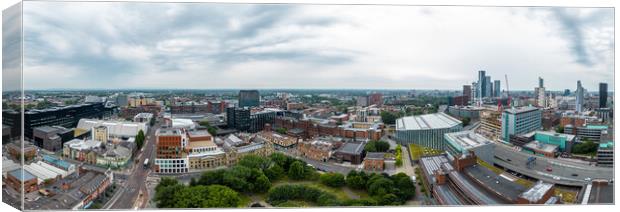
270, 152, 292, 171
254, 173, 272, 193
264, 164, 285, 181
555, 125, 565, 133
380, 111, 398, 125
461, 117, 471, 126
238, 154, 271, 171
288, 161, 306, 180
275, 127, 287, 135
203, 185, 241, 208
345, 171, 367, 190
364, 140, 390, 152
319, 173, 345, 187
135, 130, 145, 150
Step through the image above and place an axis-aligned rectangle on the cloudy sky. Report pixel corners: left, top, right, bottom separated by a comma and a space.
13, 2, 615, 90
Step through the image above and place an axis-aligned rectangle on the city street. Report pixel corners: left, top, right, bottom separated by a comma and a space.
108, 118, 160, 209
493, 142, 613, 186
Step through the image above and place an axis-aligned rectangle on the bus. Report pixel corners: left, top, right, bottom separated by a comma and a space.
143, 158, 149, 169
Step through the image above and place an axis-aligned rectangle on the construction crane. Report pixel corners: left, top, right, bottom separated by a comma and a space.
505, 74, 511, 108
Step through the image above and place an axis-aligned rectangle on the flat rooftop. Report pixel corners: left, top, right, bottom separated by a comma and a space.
504, 106, 539, 115
464, 165, 527, 202
524, 141, 558, 153
519, 181, 554, 203
396, 112, 461, 131
444, 131, 493, 149
337, 142, 365, 155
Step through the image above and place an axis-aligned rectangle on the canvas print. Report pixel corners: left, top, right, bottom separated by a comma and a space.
1, 1, 615, 211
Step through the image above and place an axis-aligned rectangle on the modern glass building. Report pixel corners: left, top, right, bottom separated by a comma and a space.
501, 106, 542, 142
238, 90, 260, 108
395, 112, 462, 150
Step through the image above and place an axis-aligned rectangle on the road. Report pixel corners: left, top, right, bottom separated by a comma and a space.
493, 142, 613, 186
108, 118, 160, 209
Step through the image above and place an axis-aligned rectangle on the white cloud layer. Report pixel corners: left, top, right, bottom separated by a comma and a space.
18, 2, 614, 91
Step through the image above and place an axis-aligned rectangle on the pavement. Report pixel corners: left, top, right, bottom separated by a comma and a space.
493, 142, 613, 186
108, 118, 160, 209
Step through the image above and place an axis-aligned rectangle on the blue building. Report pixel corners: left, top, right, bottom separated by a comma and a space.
501, 106, 542, 142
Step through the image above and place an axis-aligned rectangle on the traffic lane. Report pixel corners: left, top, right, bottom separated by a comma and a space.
494, 145, 612, 179
494, 146, 612, 185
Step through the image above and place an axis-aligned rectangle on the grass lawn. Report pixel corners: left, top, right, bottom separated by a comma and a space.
476, 158, 503, 175
272, 180, 349, 200
409, 144, 443, 160
237, 194, 252, 208
513, 178, 534, 188
554, 189, 577, 204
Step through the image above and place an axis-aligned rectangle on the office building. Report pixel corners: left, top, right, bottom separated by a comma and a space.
478, 70, 486, 98
367, 93, 383, 106
599, 83, 608, 108
250, 110, 277, 133
485, 76, 493, 99
395, 112, 462, 150
238, 90, 260, 108
501, 106, 542, 142
564, 124, 608, 142
32, 126, 75, 152
154, 128, 189, 174
226, 107, 251, 131
463, 85, 472, 103
576, 81, 584, 113
494, 80, 501, 97
596, 141, 613, 167
2, 102, 109, 139
535, 77, 546, 108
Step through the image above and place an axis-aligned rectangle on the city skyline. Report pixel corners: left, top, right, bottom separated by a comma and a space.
5, 2, 615, 91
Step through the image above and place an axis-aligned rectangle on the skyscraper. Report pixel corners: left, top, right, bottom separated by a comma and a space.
485, 76, 492, 98
463, 85, 471, 99
576, 81, 584, 113
494, 80, 501, 97
238, 90, 260, 108
535, 77, 546, 108
478, 70, 486, 98
599, 83, 608, 108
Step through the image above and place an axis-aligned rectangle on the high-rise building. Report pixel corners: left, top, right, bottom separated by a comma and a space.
599, 83, 608, 108
494, 80, 501, 97
478, 70, 486, 98
538, 77, 544, 88
226, 107, 251, 131
576, 81, 584, 113
238, 90, 260, 108
485, 76, 492, 98
501, 106, 542, 142
535, 77, 546, 108
154, 128, 189, 174
564, 89, 571, 96
463, 85, 472, 104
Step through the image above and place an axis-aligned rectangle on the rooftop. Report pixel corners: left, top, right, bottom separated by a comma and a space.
444, 131, 493, 149
524, 141, 559, 153
464, 165, 527, 202
503, 106, 539, 115
338, 142, 365, 155
9, 169, 36, 182
365, 152, 386, 160
396, 112, 461, 131
519, 181, 554, 202
77, 119, 147, 138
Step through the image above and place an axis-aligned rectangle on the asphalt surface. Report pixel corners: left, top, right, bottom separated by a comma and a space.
108, 118, 160, 209
493, 142, 613, 186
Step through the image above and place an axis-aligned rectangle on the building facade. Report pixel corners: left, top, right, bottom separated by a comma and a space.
395, 112, 462, 150
239, 90, 260, 108
501, 107, 542, 142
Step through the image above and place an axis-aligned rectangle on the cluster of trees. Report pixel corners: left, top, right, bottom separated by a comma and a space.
364, 140, 390, 152
135, 130, 145, 150
345, 171, 416, 205
154, 178, 241, 208
395, 145, 403, 167
319, 173, 345, 187
275, 127, 287, 135
380, 111, 399, 125
572, 139, 599, 155
190, 153, 319, 193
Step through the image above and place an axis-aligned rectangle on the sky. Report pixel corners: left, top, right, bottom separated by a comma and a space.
8, 2, 615, 91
